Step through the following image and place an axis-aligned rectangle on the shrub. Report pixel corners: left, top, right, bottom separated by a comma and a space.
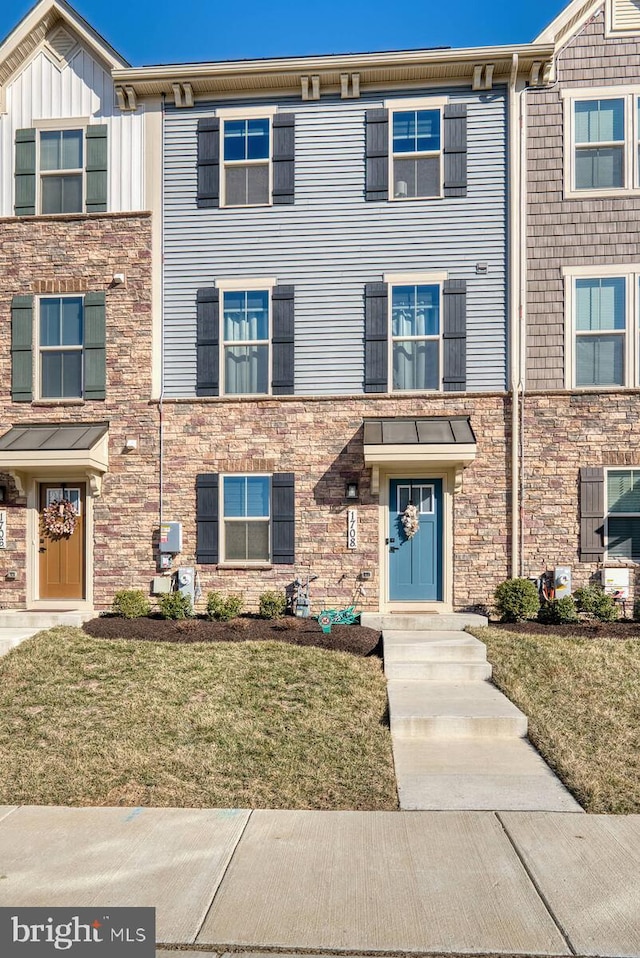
537, 596, 578, 624
111, 589, 151, 619
206, 591, 244, 621
494, 578, 540, 622
258, 590, 287, 619
158, 591, 193, 620
574, 585, 619, 622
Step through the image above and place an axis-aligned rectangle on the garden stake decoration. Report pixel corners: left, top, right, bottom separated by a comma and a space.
317, 583, 364, 633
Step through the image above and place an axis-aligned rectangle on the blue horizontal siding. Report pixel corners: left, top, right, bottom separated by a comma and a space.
163, 89, 507, 396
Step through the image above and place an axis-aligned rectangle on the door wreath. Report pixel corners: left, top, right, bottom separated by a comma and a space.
42, 498, 78, 539
401, 503, 420, 539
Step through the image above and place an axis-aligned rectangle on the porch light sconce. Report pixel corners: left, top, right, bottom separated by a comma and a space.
0, 485, 5, 502
345, 481, 359, 501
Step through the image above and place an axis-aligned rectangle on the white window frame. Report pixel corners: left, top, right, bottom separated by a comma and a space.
36, 294, 85, 400
216, 277, 277, 397
563, 87, 640, 198
564, 264, 640, 389
604, 467, 640, 562
33, 118, 89, 216
220, 473, 271, 565
385, 271, 448, 393
384, 96, 448, 202
216, 105, 277, 209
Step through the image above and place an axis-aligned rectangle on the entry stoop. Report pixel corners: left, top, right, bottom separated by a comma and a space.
384, 627, 583, 812
362, 612, 488, 631
0, 610, 94, 628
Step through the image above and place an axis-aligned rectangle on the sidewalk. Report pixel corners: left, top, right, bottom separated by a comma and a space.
0, 805, 639, 957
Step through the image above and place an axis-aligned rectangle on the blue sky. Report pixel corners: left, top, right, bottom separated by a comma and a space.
1, 1, 568, 65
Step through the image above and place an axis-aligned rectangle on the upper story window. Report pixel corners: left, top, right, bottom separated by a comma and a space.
10, 291, 106, 403
222, 289, 270, 394
564, 88, 640, 197
14, 123, 108, 216
223, 118, 270, 206
40, 130, 83, 214
391, 110, 441, 199
197, 109, 295, 210
39, 296, 84, 397
565, 267, 640, 388
365, 98, 467, 203
391, 284, 441, 389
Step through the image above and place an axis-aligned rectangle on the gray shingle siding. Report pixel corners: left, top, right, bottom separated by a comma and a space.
163, 89, 507, 397
527, 8, 640, 390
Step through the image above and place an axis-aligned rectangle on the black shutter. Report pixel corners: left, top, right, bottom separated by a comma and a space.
443, 104, 467, 198
15, 128, 36, 216
196, 287, 219, 397
442, 279, 467, 391
271, 285, 294, 394
365, 109, 389, 201
196, 473, 219, 564
364, 282, 388, 393
272, 473, 295, 564
579, 467, 605, 561
11, 295, 33, 402
197, 118, 220, 208
272, 113, 295, 205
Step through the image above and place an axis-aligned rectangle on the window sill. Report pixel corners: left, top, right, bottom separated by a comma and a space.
30, 399, 85, 406
564, 188, 640, 200
217, 562, 273, 570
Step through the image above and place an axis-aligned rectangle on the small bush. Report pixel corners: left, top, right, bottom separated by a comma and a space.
258, 590, 287, 619
574, 585, 619, 622
111, 589, 151, 619
537, 596, 578, 624
158, 591, 193, 620
494, 578, 540, 622
206, 591, 244, 621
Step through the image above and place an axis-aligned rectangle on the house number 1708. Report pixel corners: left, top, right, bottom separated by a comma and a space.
347, 509, 357, 550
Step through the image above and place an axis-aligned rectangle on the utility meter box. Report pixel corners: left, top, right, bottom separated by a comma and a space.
177, 566, 195, 603
159, 522, 182, 554
602, 567, 630, 600
554, 566, 572, 598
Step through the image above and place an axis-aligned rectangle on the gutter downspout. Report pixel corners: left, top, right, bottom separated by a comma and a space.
508, 53, 521, 578
519, 83, 528, 577
159, 93, 166, 530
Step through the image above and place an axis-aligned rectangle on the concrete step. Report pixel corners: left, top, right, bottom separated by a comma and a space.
362, 612, 488, 631
392, 738, 583, 811
0, 611, 94, 628
388, 680, 528, 740
385, 660, 493, 681
383, 631, 488, 662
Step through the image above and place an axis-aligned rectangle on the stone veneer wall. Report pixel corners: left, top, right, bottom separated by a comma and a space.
160, 393, 512, 614
522, 390, 640, 603
0, 213, 157, 609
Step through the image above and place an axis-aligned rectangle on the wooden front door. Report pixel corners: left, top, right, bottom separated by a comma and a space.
39, 483, 86, 601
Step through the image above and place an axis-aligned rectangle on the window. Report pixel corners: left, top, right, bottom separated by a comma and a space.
39, 297, 84, 398
391, 109, 441, 199
391, 284, 441, 390
14, 124, 108, 216
40, 129, 83, 214
606, 469, 640, 560
222, 118, 270, 206
222, 475, 270, 562
564, 88, 640, 196
222, 289, 270, 394
566, 268, 640, 388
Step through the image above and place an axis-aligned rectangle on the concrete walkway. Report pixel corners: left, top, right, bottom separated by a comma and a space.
0, 806, 639, 957
385, 629, 582, 811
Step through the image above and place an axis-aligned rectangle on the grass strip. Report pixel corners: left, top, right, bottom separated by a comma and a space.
0, 627, 397, 810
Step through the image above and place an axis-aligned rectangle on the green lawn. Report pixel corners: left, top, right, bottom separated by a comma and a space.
0, 627, 398, 810
473, 626, 640, 814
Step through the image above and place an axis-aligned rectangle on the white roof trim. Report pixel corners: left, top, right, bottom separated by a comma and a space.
535, 0, 604, 45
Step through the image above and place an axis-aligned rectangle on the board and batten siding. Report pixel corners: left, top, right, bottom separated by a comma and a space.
0, 46, 145, 216
162, 89, 507, 397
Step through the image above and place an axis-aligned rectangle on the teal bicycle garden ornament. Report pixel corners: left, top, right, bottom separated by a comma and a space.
317, 605, 361, 633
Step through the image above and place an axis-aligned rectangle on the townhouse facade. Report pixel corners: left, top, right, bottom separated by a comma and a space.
0, 0, 637, 615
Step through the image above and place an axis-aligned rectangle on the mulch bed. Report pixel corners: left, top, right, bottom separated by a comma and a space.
82, 614, 382, 657
491, 619, 640, 638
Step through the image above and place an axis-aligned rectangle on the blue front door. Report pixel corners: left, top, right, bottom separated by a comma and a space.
389, 478, 443, 602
